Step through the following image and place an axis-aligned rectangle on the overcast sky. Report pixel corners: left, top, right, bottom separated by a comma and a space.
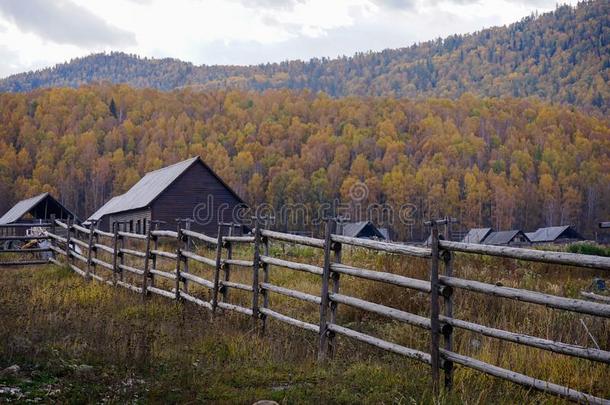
0, 0, 578, 78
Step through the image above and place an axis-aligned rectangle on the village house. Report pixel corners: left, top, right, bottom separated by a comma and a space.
86, 156, 246, 236
0, 193, 76, 237
525, 225, 584, 244
339, 221, 386, 240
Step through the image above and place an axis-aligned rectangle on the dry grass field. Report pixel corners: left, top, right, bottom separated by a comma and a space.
0, 242, 608, 404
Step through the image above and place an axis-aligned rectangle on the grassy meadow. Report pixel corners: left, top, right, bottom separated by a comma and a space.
0, 240, 608, 404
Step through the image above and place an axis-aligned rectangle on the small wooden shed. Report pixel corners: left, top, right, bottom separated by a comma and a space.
340, 221, 386, 240
0, 193, 76, 236
86, 156, 246, 236
483, 230, 531, 246
525, 225, 584, 244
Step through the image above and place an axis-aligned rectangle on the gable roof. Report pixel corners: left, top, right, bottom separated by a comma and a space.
341, 221, 385, 239
525, 225, 583, 243
0, 193, 77, 224
86, 156, 244, 222
483, 230, 529, 245
461, 228, 493, 244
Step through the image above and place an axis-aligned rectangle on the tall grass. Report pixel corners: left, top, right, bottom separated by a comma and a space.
0, 240, 608, 403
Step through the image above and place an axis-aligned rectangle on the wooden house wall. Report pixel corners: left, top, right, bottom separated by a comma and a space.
109, 209, 151, 234
151, 162, 244, 237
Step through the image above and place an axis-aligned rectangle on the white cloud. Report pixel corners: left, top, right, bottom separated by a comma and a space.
0, 0, 580, 78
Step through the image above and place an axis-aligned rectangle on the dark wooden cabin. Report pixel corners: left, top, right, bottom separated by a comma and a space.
525, 225, 584, 244
483, 230, 531, 246
86, 157, 246, 236
340, 221, 386, 240
0, 193, 77, 237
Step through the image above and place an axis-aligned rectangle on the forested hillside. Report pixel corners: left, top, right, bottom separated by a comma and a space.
1, 1, 608, 113
0, 85, 608, 240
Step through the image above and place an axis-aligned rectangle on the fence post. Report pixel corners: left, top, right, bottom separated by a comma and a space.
65, 216, 72, 264
174, 220, 183, 301
182, 220, 192, 294
212, 224, 223, 313
318, 218, 335, 362
252, 218, 262, 328
112, 222, 120, 286
442, 248, 454, 390
328, 236, 342, 358
119, 226, 125, 282
429, 221, 441, 398
151, 222, 160, 288
85, 221, 96, 281
261, 220, 270, 334
49, 214, 56, 261
222, 224, 234, 303
142, 222, 153, 298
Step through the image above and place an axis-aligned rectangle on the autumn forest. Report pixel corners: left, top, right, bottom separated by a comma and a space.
0, 84, 608, 240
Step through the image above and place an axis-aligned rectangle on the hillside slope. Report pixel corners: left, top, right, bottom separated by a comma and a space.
0, 1, 607, 112
0, 85, 608, 240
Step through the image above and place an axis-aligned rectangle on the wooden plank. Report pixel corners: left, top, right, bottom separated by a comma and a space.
55, 220, 68, 229
440, 276, 610, 318
0, 223, 51, 228
116, 280, 143, 294
260, 255, 323, 275
0, 235, 50, 241
85, 221, 95, 281
221, 280, 254, 292
70, 237, 88, 249
182, 229, 217, 244
581, 291, 610, 304
180, 291, 213, 310
151, 249, 178, 260
330, 263, 431, 293
90, 257, 113, 271
120, 248, 146, 258
118, 231, 147, 240
440, 349, 609, 405
149, 268, 176, 280
44, 233, 67, 243
142, 226, 153, 297
68, 262, 86, 277
118, 264, 144, 276
260, 282, 321, 304
180, 249, 216, 267
0, 260, 49, 266
151, 230, 179, 238
0, 248, 51, 253
439, 240, 610, 271
259, 308, 319, 333
174, 226, 183, 300
329, 293, 431, 330
223, 236, 255, 243
217, 301, 254, 316
147, 286, 176, 299
331, 234, 432, 258
181, 272, 214, 289
94, 229, 114, 238
328, 323, 432, 365
261, 229, 325, 249
223, 258, 253, 267
222, 227, 234, 303
94, 243, 114, 254
72, 223, 91, 234
440, 315, 610, 364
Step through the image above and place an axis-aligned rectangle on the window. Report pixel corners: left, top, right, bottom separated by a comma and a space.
143, 219, 147, 235
136, 220, 141, 234
129, 220, 133, 233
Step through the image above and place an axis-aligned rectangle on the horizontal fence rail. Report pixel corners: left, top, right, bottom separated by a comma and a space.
3, 216, 609, 404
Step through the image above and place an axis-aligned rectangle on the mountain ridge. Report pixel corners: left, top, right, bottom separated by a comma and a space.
0, 1, 608, 112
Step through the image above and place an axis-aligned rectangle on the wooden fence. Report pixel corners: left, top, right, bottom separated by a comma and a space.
1, 216, 609, 404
